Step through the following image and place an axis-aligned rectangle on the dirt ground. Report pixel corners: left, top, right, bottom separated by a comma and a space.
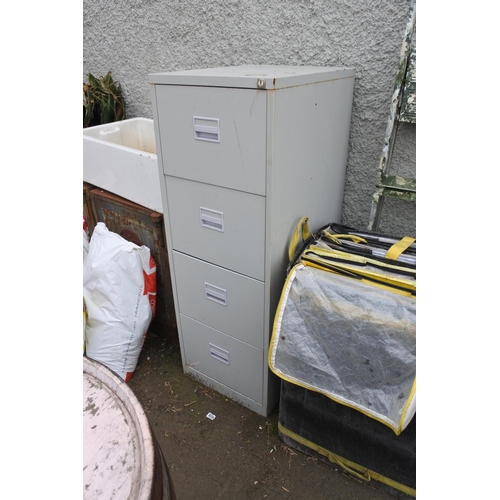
128, 330, 399, 500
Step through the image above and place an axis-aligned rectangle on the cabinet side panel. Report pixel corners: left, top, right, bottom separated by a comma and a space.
262, 77, 354, 411
267, 77, 355, 324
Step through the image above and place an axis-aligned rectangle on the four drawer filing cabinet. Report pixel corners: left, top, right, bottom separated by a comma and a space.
150, 65, 355, 416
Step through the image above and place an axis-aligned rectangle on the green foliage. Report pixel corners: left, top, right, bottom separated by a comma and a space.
83, 71, 127, 128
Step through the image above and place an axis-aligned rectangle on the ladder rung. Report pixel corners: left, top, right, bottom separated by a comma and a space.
378, 174, 416, 193
399, 104, 416, 123
379, 188, 416, 202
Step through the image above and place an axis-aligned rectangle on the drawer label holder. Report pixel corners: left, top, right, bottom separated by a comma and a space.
209, 343, 230, 365
204, 282, 227, 306
193, 116, 220, 143
200, 207, 225, 232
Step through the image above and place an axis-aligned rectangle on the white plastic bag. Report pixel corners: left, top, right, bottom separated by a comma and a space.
83, 222, 157, 381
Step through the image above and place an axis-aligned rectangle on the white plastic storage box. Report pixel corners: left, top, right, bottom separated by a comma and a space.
83, 118, 163, 213
149, 65, 355, 417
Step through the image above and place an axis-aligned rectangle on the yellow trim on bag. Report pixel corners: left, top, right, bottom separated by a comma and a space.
302, 260, 416, 298
278, 423, 416, 498
386, 236, 416, 260
305, 245, 416, 276
302, 254, 416, 291
400, 379, 416, 432
288, 217, 311, 262
321, 231, 368, 245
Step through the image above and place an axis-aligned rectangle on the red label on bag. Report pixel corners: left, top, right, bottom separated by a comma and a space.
143, 269, 156, 294
149, 255, 156, 272
143, 255, 157, 318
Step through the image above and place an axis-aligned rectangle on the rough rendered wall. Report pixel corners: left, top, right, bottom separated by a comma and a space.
83, 0, 416, 237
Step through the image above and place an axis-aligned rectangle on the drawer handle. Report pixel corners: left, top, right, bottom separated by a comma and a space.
193, 116, 220, 143
200, 207, 224, 232
209, 344, 230, 365
205, 283, 227, 306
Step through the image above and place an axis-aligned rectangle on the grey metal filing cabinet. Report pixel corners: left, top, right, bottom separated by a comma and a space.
150, 65, 355, 417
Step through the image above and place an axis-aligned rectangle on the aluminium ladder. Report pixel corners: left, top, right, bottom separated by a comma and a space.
367, 0, 416, 231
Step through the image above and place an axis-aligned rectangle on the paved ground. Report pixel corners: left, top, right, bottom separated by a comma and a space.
128, 331, 402, 500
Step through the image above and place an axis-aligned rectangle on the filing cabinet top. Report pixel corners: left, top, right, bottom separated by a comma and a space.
149, 65, 355, 89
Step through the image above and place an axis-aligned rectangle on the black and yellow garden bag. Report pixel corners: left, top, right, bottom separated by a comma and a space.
269, 217, 416, 435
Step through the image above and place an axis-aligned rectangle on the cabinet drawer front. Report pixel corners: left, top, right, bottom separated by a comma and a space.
181, 315, 264, 404
173, 252, 265, 349
166, 177, 265, 280
156, 85, 267, 196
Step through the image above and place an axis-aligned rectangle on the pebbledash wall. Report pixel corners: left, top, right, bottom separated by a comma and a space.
83, 0, 416, 237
